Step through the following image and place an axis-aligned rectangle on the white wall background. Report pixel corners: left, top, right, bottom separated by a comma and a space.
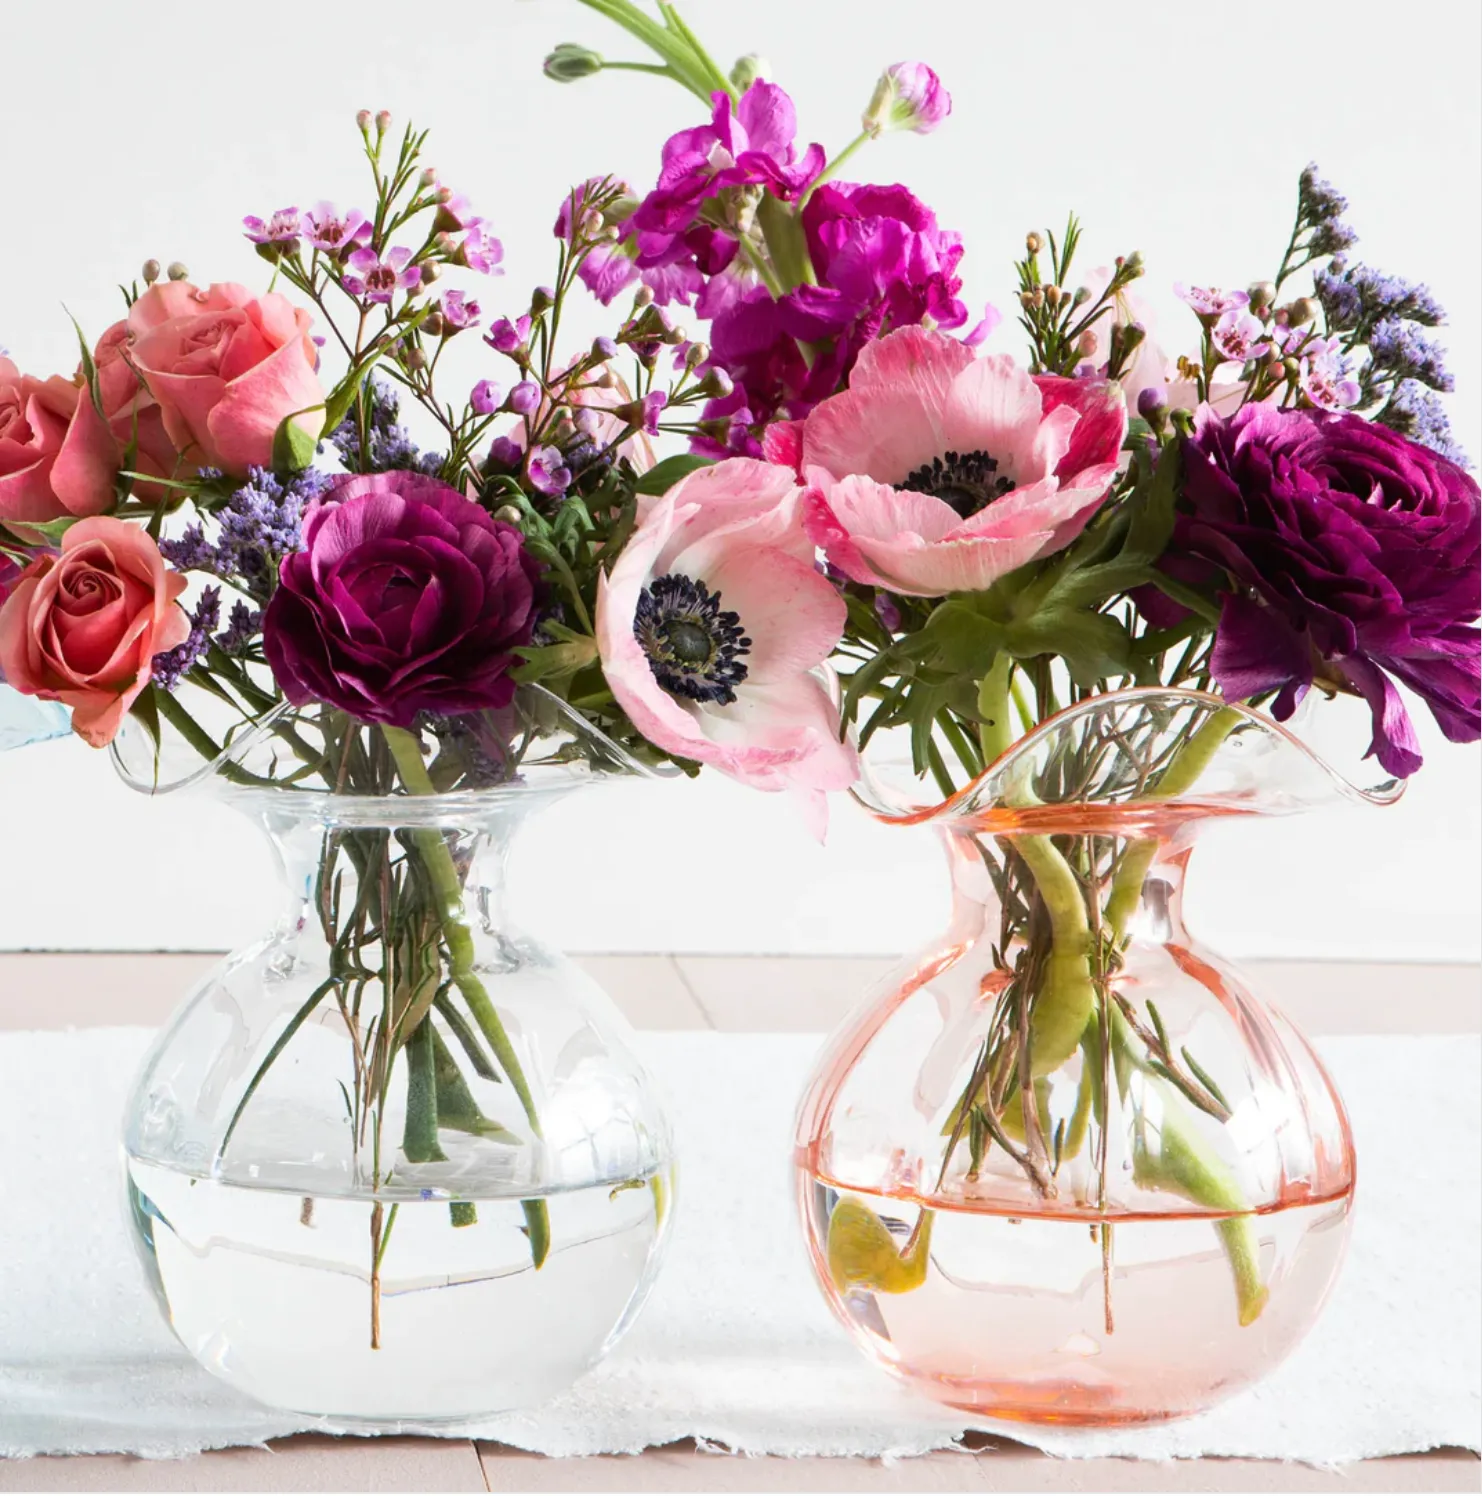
1, 0, 1477, 960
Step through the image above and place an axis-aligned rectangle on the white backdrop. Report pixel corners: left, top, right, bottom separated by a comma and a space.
1, 0, 1478, 959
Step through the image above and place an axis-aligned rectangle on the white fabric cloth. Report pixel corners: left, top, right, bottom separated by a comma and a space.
0, 1027, 1478, 1464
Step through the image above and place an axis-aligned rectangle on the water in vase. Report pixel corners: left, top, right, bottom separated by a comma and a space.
127, 1157, 673, 1421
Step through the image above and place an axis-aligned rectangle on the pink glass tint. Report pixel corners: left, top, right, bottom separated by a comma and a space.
795, 689, 1400, 1425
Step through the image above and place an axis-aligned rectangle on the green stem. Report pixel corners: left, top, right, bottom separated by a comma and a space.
755, 193, 816, 291
573, 0, 719, 103
1103, 707, 1241, 942
401, 1016, 445, 1163
976, 655, 1016, 767
381, 726, 542, 1140
798, 131, 871, 209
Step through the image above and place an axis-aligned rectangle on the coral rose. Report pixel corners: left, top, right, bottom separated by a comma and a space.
798, 327, 1127, 597
0, 357, 119, 522
0, 517, 189, 746
127, 282, 323, 475
596, 457, 858, 827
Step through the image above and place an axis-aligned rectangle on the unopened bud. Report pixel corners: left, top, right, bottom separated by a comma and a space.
1136, 385, 1168, 429
1120, 322, 1146, 354
1288, 296, 1319, 327
1282, 356, 1301, 378
403, 344, 428, 372
1044, 284, 1062, 308
591, 336, 618, 363
1030, 287, 1045, 309
685, 341, 710, 370
1124, 250, 1145, 275
1025, 232, 1042, 255
166, 261, 189, 282
593, 368, 616, 389
543, 42, 604, 82
730, 53, 769, 91
1072, 286, 1092, 307
1247, 280, 1276, 311
699, 366, 734, 400
435, 186, 454, 206
493, 504, 523, 524
142, 259, 161, 285
529, 286, 555, 314
374, 110, 392, 135
661, 322, 687, 346
1075, 329, 1099, 357
631, 284, 655, 310
418, 168, 437, 189
355, 109, 373, 133
422, 311, 444, 337
1019, 290, 1037, 311
419, 260, 441, 284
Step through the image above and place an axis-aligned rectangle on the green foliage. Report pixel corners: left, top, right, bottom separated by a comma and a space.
634, 453, 714, 495
271, 408, 324, 472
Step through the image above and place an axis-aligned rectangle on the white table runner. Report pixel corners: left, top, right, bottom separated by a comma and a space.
0, 1027, 1478, 1464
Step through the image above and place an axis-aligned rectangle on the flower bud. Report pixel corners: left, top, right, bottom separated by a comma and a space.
422, 310, 444, 337
593, 368, 616, 389
1025, 232, 1042, 255
374, 110, 392, 135
699, 367, 734, 400
1282, 356, 1302, 378
1120, 322, 1146, 353
1247, 280, 1276, 311
470, 379, 503, 415
355, 109, 373, 133
686, 341, 711, 370
730, 53, 769, 90
507, 380, 540, 415
632, 284, 655, 310
661, 322, 687, 346
1044, 284, 1062, 308
1075, 329, 1099, 357
1019, 290, 1037, 311
1136, 385, 1168, 429
493, 504, 522, 525
166, 261, 189, 282
403, 344, 427, 372
543, 42, 604, 82
861, 61, 951, 139
530, 285, 555, 313
1123, 250, 1145, 275
419, 260, 441, 284
1072, 286, 1092, 307
142, 259, 161, 285
591, 336, 618, 362
1288, 297, 1320, 327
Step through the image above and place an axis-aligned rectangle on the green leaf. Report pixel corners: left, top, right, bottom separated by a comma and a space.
1002, 608, 1133, 685
65, 309, 104, 414
1125, 441, 1180, 562
271, 406, 325, 472
2, 516, 79, 549
323, 349, 392, 435
634, 453, 713, 496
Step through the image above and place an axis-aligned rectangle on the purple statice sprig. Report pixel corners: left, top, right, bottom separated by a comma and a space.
151, 587, 222, 692
216, 600, 264, 658
328, 376, 445, 478
1378, 379, 1469, 467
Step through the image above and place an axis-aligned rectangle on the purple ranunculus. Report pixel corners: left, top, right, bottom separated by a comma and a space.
261, 472, 540, 727
1167, 403, 1481, 777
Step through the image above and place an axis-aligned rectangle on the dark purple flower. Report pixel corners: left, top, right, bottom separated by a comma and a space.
486, 435, 523, 470
301, 202, 372, 255
262, 472, 540, 727
1166, 404, 1481, 777
243, 208, 301, 248
343, 247, 420, 304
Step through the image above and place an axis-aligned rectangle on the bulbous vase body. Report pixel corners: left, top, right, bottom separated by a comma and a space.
795, 690, 1393, 1425
122, 783, 674, 1424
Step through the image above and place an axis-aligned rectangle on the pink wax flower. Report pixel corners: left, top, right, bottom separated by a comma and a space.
439, 289, 481, 330
1212, 309, 1269, 365
0, 517, 189, 746
125, 281, 324, 477
342, 246, 421, 304
242, 207, 302, 249
485, 316, 531, 355
301, 203, 372, 255
596, 458, 857, 822
458, 223, 505, 276
1175, 284, 1250, 320
798, 327, 1126, 597
470, 380, 503, 415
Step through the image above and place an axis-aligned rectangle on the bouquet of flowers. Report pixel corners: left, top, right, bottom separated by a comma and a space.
1, 0, 1477, 1367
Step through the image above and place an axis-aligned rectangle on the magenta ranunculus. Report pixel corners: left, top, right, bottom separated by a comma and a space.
261, 472, 541, 727
1170, 403, 1481, 777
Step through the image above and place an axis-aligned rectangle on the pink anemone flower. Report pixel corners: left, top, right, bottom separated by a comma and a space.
596, 458, 857, 827
796, 327, 1127, 597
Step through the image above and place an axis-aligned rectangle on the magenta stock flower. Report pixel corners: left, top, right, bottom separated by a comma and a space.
596, 458, 857, 825
1166, 404, 1481, 776
864, 62, 952, 137
301, 203, 372, 255
261, 472, 540, 727
798, 327, 1127, 596
342, 246, 420, 304
243, 207, 302, 248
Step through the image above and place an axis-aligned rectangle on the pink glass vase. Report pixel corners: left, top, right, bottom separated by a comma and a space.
795, 688, 1400, 1426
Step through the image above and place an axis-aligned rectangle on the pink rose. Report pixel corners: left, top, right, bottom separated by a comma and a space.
0, 357, 119, 523
126, 282, 324, 475
596, 457, 857, 830
92, 320, 183, 498
0, 517, 188, 746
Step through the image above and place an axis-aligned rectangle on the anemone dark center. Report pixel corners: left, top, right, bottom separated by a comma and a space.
903, 449, 1016, 519
634, 572, 751, 706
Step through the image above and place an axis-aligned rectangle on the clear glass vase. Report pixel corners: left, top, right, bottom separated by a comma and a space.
116, 701, 675, 1424
795, 687, 1400, 1426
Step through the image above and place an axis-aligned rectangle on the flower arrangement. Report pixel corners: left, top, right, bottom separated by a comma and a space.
1, 0, 1477, 1354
